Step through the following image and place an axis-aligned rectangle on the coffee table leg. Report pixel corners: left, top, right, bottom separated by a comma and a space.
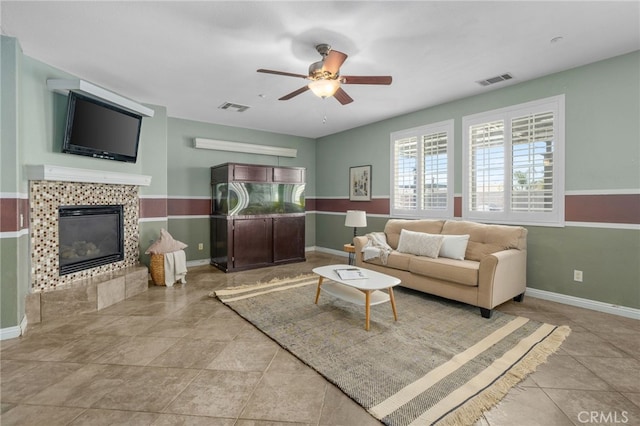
365, 290, 371, 331
388, 287, 398, 321
314, 276, 324, 304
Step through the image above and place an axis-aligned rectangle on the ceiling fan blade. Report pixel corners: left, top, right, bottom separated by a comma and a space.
333, 87, 354, 105
257, 69, 308, 79
279, 85, 310, 101
341, 75, 393, 85
322, 50, 348, 75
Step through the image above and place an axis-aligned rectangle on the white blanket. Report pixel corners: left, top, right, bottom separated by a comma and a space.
164, 249, 187, 287
362, 232, 393, 265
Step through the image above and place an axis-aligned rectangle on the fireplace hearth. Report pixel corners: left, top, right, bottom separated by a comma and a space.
58, 205, 124, 275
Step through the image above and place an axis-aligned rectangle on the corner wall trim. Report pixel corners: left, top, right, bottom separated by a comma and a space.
526, 288, 640, 320
194, 138, 297, 158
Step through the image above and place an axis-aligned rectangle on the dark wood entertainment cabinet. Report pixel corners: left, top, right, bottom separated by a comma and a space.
210, 163, 306, 272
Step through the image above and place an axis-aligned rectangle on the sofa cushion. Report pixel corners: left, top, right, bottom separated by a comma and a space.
441, 221, 527, 261
397, 229, 443, 258
408, 256, 479, 287
384, 219, 445, 249
439, 234, 470, 260
364, 251, 411, 271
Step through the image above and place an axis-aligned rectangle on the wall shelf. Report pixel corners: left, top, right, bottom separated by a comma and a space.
46, 79, 155, 117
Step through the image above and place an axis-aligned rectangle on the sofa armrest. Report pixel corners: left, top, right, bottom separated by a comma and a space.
353, 236, 368, 266
477, 249, 527, 309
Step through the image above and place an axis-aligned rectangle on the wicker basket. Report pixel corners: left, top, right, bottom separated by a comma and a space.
150, 253, 165, 286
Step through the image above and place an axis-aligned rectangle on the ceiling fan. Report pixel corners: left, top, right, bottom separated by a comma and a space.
257, 44, 392, 105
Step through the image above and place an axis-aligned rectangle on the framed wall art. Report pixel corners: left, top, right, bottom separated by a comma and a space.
349, 165, 371, 201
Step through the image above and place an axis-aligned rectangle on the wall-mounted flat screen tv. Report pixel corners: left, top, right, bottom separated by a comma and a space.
62, 92, 143, 163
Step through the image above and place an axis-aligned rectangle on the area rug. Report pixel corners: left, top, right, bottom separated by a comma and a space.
215, 275, 570, 426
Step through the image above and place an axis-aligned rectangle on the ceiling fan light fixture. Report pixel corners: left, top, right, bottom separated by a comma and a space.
308, 79, 340, 98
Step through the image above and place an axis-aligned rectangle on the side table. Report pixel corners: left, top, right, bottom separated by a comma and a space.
343, 243, 356, 265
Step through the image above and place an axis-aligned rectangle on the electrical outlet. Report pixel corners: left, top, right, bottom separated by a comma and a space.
573, 270, 583, 282
198, 243, 204, 250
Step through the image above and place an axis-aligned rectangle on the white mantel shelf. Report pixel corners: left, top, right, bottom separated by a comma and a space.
25, 165, 152, 186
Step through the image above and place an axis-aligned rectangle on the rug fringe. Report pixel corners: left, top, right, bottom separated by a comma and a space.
435, 325, 571, 426
213, 274, 317, 301
211, 274, 315, 298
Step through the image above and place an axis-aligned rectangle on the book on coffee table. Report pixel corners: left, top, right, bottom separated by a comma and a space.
334, 268, 367, 280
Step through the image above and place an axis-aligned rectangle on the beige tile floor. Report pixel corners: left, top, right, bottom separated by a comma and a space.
1, 252, 639, 426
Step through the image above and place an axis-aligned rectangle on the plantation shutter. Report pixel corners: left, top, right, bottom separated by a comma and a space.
393, 136, 418, 211
468, 120, 505, 212
511, 111, 555, 212
422, 132, 448, 210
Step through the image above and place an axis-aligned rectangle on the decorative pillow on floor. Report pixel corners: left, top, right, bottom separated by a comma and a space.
439, 234, 471, 260
145, 228, 188, 254
397, 229, 444, 258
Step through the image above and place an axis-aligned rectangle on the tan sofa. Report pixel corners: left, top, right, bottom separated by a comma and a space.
353, 219, 528, 318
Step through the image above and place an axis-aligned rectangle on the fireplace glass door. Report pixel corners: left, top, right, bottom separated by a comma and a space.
58, 205, 125, 275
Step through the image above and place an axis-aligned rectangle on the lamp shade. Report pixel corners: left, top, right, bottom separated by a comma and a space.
308, 79, 340, 98
344, 210, 367, 228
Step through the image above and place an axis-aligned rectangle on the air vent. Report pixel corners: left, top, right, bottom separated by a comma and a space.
476, 73, 513, 86
218, 102, 250, 112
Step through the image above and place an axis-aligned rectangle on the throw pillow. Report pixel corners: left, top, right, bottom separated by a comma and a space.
439, 234, 470, 260
396, 229, 443, 258
145, 228, 188, 254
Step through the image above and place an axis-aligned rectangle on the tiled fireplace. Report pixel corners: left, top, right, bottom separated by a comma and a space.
30, 180, 140, 290
25, 165, 151, 324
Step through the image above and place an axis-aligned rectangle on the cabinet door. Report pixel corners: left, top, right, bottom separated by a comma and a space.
273, 216, 305, 263
233, 164, 268, 182
232, 218, 272, 268
272, 167, 305, 183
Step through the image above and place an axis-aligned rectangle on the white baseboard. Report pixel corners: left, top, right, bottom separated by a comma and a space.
186, 259, 211, 267
312, 246, 349, 258
0, 325, 22, 341
526, 288, 640, 320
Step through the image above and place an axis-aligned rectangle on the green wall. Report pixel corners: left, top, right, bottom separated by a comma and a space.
316, 52, 640, 197
316, 51, 640, 309
165, 117, 317, 262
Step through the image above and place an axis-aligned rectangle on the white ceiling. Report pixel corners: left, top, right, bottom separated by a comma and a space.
1, 1, 638, 139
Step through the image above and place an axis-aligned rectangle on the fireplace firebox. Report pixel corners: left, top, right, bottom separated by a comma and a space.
58, 205, 125, 275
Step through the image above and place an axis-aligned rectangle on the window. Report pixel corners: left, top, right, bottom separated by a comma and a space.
391, 120, 454, 218
463, 95, 564, 226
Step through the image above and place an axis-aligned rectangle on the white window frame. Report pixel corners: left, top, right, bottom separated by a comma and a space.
390, 120, 455, 219
462, 95, 565, 226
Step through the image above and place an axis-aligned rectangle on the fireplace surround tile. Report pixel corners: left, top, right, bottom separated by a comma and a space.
30, 266, 149, 323
125, 267, 150, 298
97, 277, 126, 311
30, 181, 139, 292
